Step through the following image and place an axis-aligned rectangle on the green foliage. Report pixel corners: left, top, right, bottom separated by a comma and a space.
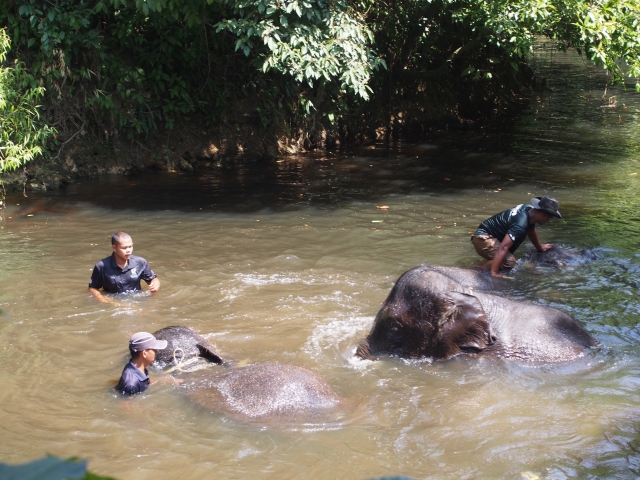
446, 0, 640, 89
570, 0, 640, 88
346, 0, 640, 138
0, 0, 639, 151
0, 29, 55, 174
0, 0, 381, 145
214, 0, 383, 101
0, 455, 115, 480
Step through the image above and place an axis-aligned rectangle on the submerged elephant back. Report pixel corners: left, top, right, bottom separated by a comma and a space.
188, 363, 341, 421
152, 325, 224, 369
422, 264, 495, 291
523, 246, 599, 267
474, 291, 599, 363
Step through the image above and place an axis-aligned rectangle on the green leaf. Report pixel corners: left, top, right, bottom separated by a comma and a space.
461, 66, 475, 76
0, 457, 87, 480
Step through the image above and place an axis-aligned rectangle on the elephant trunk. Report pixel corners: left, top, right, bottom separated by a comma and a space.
355, 339, 373, 360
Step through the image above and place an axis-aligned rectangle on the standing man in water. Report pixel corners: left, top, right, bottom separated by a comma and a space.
89, 231, 160, 303
470, 196, 562, 277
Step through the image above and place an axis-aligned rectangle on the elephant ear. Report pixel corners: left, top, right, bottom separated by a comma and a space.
435, 291, 495, 359
196, 343, 226, 365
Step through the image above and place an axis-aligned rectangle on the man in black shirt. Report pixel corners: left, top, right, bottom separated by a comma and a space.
115, 332, 168, 396
89, 231, 161, 303
471, 196, 562, 277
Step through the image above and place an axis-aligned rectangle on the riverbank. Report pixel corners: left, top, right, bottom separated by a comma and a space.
0, 113, 280, 193
0, 86, 535, 195
1, 39, 545, 195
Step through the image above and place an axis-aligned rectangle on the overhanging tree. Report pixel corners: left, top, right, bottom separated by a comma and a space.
0, 0, 638, 151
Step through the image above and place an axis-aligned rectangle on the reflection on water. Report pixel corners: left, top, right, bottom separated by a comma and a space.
2, 45, 640, 479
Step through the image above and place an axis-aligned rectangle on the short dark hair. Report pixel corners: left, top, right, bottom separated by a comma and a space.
129, 345, 143, 358
111, 231, 131, 246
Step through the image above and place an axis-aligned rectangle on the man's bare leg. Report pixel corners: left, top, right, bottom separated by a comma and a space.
480, 259, 493, 270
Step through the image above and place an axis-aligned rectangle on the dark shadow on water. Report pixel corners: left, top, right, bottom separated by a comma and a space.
6, 125, 627, 215
7, 139, 520, 213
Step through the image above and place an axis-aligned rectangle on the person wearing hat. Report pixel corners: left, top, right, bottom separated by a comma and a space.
115, 332, 168, 396
89, 231, 160, 303
471, 196, 562, 277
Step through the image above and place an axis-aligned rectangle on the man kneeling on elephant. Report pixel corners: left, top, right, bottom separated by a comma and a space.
471, 196, 562, 277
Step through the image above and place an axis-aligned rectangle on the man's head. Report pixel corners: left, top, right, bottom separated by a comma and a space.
111, 231, 133, 263
531, 196, 561, 224
129, 332, 168, 365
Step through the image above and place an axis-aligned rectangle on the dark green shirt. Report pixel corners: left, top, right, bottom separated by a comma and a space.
474, 204, 535, 253
89, 253, 156, 294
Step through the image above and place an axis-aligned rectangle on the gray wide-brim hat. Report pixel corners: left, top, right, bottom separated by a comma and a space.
531, 196, 562, 219
129, 332, 168, 352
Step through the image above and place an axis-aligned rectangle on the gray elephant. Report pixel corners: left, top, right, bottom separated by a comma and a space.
356, 265, 599, 363
187, 362, 342, 422
151, 326, 342, 421
523, 245, 599, 267
420, 264, 495, 290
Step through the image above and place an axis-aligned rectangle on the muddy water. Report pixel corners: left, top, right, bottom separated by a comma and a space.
2, 46, 640, 479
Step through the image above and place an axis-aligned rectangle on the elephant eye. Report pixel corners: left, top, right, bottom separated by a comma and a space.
388, 324, 406, 344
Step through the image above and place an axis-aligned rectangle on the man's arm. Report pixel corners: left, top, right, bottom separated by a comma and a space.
491, 235, 515, 278
139, 259, 160, 293
88, 263, 115, 303
89, 287, 115, 304
527, 229, 552, 252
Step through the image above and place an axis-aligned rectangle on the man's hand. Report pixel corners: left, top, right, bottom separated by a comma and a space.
538, 244, 553, 252
147, 278, 160, 293
153, 376, 184, 385
490, 271, 514, 280
528, 229, 552, 252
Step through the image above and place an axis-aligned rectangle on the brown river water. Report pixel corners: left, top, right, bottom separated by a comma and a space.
2, 46, 640, 479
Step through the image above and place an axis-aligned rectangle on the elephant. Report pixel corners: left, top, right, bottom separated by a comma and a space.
187, 362, 342, 422
523, 245, 599, 267
356, 264, 599, 363
152, 325, 225, 370
419, 264, 495, 291
151, 326, 343, 422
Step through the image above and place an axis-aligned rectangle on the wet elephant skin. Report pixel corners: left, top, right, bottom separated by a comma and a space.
523, 246, 599, 267
152, 325, 225, 369
188, 363, 342, 422
356, 264, 599, 364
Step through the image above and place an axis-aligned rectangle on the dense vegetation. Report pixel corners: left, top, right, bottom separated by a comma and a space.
0, 29, 55, 176
0, 0, 639, 168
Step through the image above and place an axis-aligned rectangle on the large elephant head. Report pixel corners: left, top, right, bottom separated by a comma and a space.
356, 283, 496, 361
